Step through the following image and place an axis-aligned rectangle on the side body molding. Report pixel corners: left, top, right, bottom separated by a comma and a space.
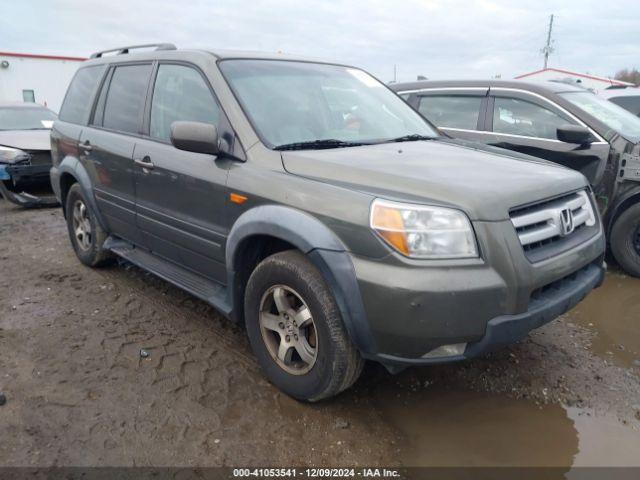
225, 205, 377, 355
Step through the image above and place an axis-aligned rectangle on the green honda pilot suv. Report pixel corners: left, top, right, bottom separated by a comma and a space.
50, 44, 606, 401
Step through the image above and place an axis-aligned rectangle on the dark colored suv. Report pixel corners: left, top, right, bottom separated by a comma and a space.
392, 80, 640, 276
51, 45, 605, 401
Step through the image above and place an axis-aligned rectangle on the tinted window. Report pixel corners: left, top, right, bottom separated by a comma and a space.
493, 97, 573, 139
102, 64, 152, 134
150, 64, 220, 141
418, 95, 483, 130
91, 69, 111, 126
59, 65, 106, 124
609, 96, 640, 117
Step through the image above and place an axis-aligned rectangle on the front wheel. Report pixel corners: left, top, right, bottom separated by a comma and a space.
610, 202, 640, 277
244, 250, 363, 401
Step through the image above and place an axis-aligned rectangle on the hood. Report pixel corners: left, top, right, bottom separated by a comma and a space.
0, 129, 52, 152
281, 139, 588, 221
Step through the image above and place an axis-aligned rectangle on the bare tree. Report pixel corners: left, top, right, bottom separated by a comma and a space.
614, 68, 640, 86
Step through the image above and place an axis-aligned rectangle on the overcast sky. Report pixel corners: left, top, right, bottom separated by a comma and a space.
3, 0, 638, 82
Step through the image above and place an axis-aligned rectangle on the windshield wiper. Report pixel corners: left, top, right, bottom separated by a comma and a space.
383, 134, 437, 143
273, 139, 367, 151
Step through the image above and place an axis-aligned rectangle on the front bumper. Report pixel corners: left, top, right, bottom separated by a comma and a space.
0, 163, 59, 207
375, 261, 605, 367
350, 219, 606, 367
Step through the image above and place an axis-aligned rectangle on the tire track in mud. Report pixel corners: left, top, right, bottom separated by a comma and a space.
94, 266, 261, 372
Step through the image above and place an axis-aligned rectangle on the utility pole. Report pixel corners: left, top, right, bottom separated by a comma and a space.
393, 64, 397, 83
542, 14, 555, 69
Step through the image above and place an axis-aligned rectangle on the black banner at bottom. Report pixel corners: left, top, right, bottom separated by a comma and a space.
0, 467, 639, 480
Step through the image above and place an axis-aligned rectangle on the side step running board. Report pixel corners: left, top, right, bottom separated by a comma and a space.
104, 237, 232, 317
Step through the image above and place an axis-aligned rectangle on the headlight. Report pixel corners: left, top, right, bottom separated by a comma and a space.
370, 199, 478, 259
0, 145, 30, 164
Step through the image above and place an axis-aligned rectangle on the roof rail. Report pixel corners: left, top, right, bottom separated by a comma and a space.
90, 43, 177, 59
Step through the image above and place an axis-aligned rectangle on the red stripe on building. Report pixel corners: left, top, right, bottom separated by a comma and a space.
0, 51, 87, 62
515, 67, 631, 86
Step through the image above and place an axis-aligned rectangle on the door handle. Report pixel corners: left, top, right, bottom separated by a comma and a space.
78, 141, 92, 152
134, 156, 155, 170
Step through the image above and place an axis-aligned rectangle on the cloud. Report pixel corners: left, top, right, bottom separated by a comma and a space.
2, 0, 638, 82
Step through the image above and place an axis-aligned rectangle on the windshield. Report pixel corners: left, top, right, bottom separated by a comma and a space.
219, 59, 438, 148
559, 91, 640, 142
0, 106, 57, 131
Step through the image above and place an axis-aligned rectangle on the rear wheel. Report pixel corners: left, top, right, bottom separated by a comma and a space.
610, 202, 640, 277
244, 250, 363, 401
65, 183, 112, 267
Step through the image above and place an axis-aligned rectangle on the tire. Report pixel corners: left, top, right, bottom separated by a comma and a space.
610, 202, 640, 277
65, 183, 113, 267
244, 250, 364, 401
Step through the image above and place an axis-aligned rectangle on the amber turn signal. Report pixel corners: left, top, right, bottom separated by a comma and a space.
230, 193, 248, 205
370, 203, 410, 255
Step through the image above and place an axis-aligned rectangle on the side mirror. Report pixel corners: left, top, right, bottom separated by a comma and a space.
170, 121, 219, 155
557, 125, 592, 145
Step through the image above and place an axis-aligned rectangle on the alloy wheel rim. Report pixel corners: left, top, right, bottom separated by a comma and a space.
72, 199, 92, 251
258, 285, 318, 375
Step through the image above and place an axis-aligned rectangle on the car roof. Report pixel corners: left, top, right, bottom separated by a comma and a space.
206, 49, 330, 62
83, 47, 342, 67
390, 79, 586, 95
599, 87, 640, 99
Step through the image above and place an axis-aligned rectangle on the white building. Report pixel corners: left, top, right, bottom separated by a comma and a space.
515, 67, 635, 93
0, 51, 87, 113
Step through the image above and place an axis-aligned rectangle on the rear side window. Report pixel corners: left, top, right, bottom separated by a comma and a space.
59, 65, 106, 124
492, 97, 573, 140
102, 64, 152, 134
149, 64, 220, 141
418, 95, 483, 130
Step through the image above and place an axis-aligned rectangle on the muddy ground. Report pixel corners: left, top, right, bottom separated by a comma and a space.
1, 199, 639, 469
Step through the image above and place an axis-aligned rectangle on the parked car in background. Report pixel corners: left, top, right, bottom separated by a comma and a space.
393, 80, 640, 276
51, 45, 605, 400
0, 102, 59, 207
600, 86, 640, 117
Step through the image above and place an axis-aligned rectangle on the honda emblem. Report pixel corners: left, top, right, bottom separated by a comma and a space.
559, 208, 575, 236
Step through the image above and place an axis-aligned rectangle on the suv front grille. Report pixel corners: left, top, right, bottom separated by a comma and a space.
510, 190, 599, 263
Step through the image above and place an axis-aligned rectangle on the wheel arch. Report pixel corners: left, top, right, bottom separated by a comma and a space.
56, 157, 107, 230
225, 205, 377, 355
606, 186, 640, 237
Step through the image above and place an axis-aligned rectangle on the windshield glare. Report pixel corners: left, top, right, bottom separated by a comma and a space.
559, 91, 640, 142
0, 106, 57, 131
219, 60, 437, 148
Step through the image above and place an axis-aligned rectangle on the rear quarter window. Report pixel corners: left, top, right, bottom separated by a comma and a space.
58, 65, 106, 125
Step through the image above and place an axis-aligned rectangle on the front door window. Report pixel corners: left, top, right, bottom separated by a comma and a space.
492, 97, 574, 140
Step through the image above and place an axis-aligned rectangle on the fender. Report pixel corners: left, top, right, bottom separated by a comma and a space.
605, 183, 640, 235
55, 156, 108, 231
225, 205, 377, 355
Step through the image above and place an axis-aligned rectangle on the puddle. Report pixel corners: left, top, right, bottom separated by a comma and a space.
567, 407, 640, 467
374, 386, 640, 468
568, 270, 640, 367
